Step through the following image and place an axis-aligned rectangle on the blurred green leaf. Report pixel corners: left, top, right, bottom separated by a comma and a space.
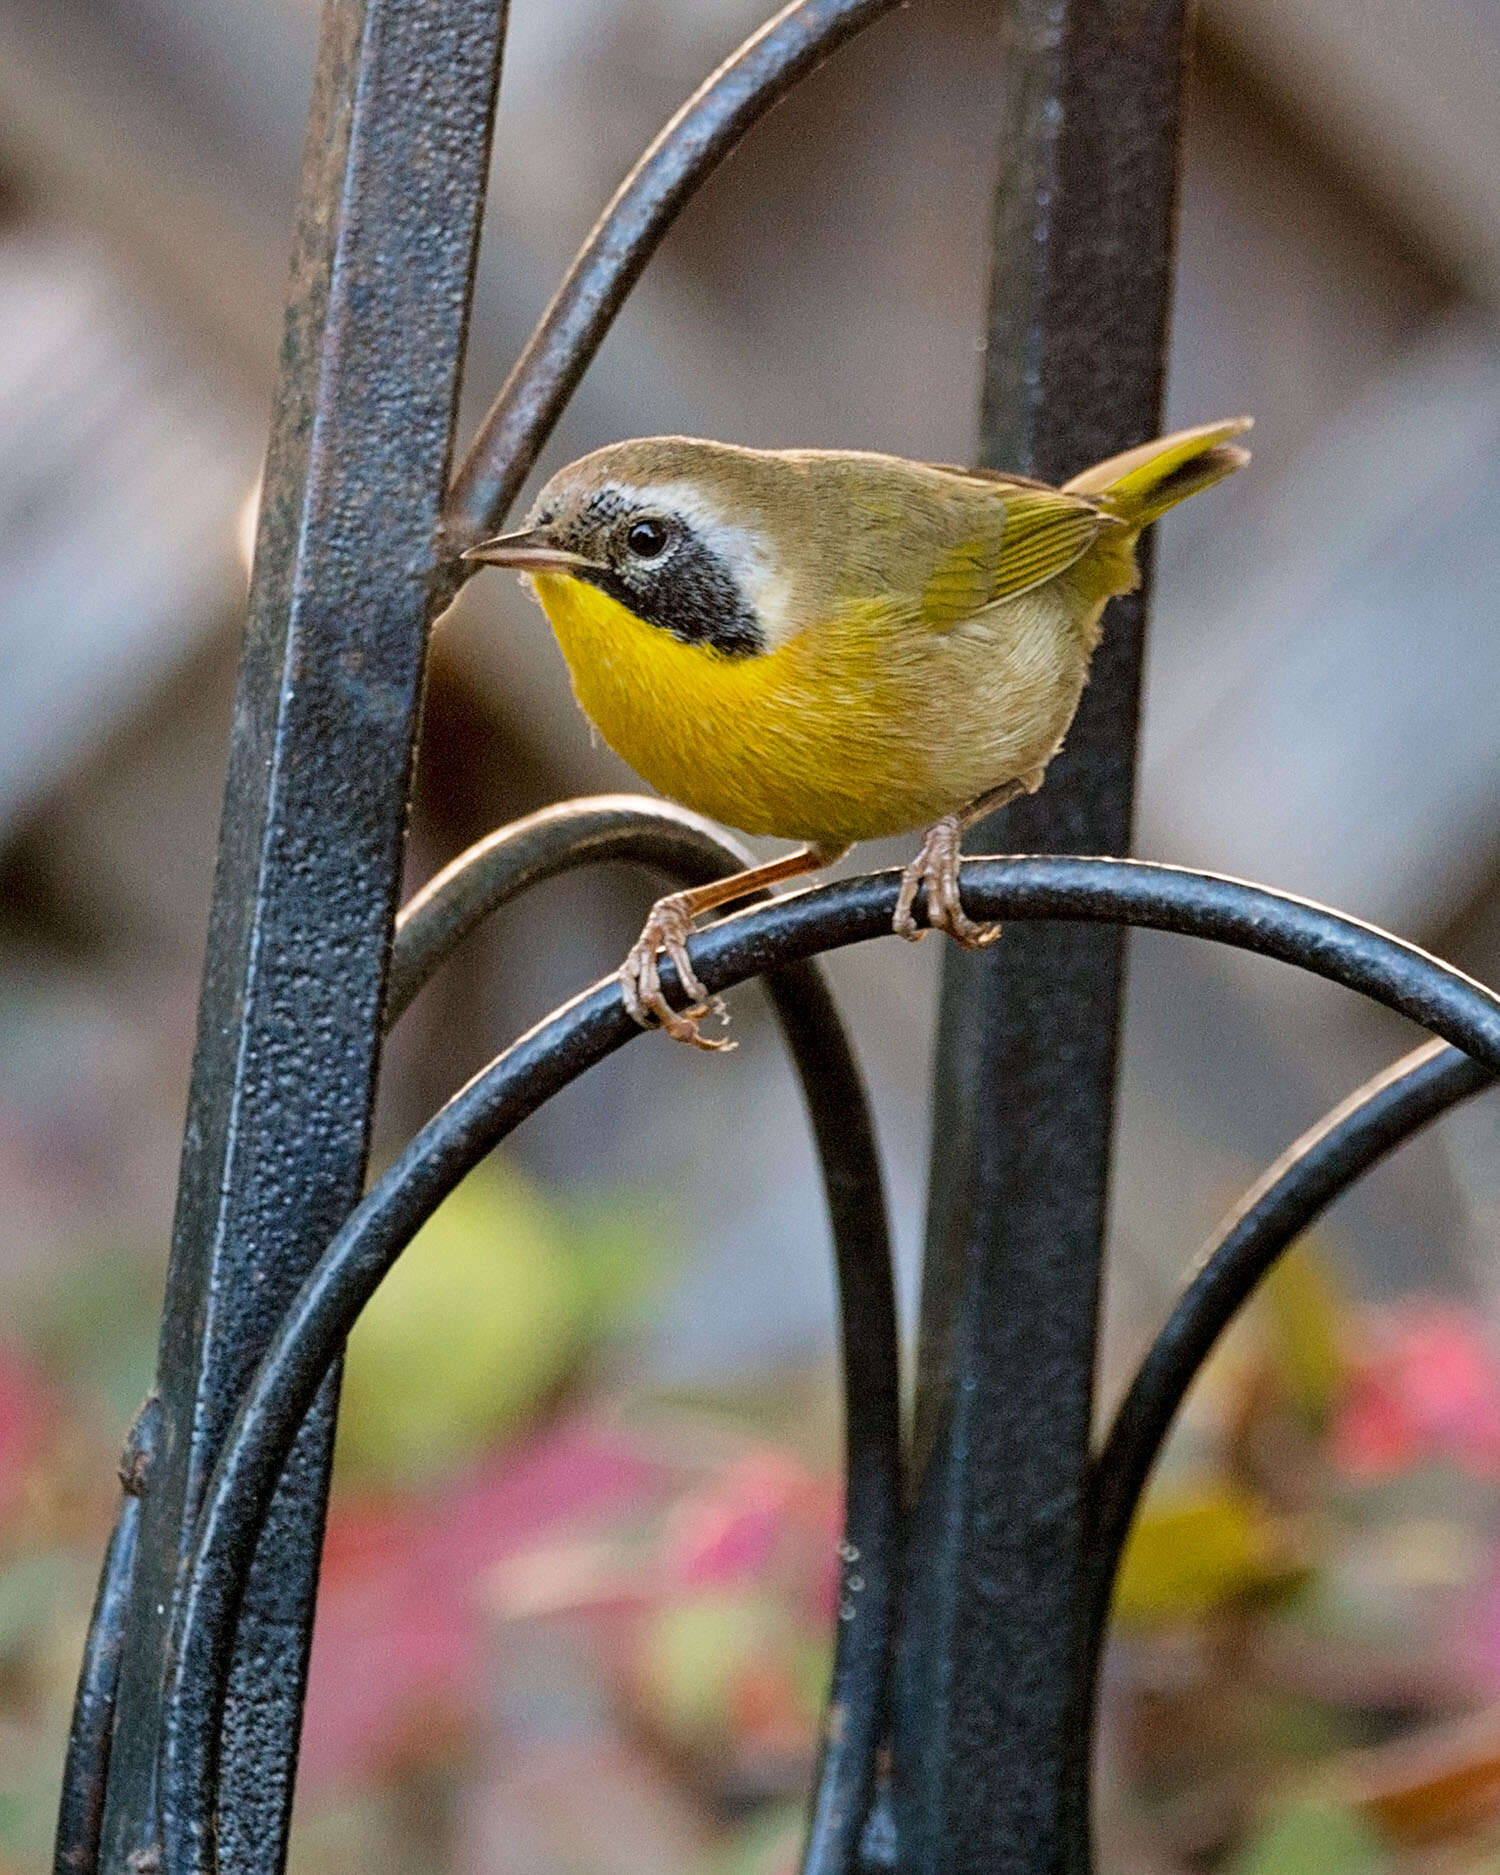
1259, 1243, 1347, 1432
21, 1246, 160, 1432
558, 1185, 675, 1325
638, 1591, 778, 1746
635, 1589, 822, 1756
0, 1550, 66, 1658
1229, 1797, 1386, 1875
336, 1160, 599, 1486
1114, 1485, 1305, 1628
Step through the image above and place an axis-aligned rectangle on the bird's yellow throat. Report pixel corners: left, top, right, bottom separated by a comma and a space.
530, 570, 956, 846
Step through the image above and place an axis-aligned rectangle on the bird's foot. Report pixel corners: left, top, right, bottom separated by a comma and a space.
619, 893, 735, 1052
893, 815, 1002, 948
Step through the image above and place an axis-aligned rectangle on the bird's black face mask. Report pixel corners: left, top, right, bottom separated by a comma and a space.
547, 487, 764, 657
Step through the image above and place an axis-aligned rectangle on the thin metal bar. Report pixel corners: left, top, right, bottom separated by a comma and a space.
441, 0, 904, 556
1081, 1039, 1493, 1675
96, 3, 507, 1870
160, 855, 1500, 1875
390, 794, 902, 1875
901, 3, 1191, 1869
54, 1497, 139, 1875
776, 955, 901, 1875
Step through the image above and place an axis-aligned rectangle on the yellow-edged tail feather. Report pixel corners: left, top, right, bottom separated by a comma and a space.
1064, 416, 1253, 528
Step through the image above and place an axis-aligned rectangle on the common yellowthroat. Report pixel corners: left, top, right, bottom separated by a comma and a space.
465, 419, 1251, 1048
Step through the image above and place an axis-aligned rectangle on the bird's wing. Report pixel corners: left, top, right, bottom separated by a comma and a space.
918, 486, 1112, 629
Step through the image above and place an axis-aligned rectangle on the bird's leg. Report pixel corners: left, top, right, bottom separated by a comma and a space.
621, 843, 846, 1051
893, 772, 1043, 946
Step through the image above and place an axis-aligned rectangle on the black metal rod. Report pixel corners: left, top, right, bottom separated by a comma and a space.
96, 2, 508, 1869
1080, 1038, 1493, 1673
905, 3, 1191, 1868
54, 1495, 139, 1875
387, 795, 901, 1875
771, 963, 901, 1875
441, 0, 903, 553
160, 856, 1500, 1875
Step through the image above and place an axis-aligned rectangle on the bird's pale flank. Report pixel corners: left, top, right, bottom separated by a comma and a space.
465, 419, 1251, 1047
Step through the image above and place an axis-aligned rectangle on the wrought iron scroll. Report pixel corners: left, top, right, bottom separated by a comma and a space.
157, 859, 1500, 1875
1081, 1039, 1495, 1684
159, 799, 904, 1875
63, 794, 907, 1875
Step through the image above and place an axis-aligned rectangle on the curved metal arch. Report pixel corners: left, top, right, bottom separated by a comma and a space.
389, 795, 903, 1875
158, 855, 1500, 1875
53, 1495, 140, 1875
442, 0, 905, 552
1083, 1039, 1493, 1658
1061, 1037, 1494, 1873
391, 794, 756, 1018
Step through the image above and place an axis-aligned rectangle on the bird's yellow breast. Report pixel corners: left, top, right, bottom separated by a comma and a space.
530, 571, 1093, 849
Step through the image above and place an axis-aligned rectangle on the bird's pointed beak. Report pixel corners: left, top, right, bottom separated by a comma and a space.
460, 527, 603, 574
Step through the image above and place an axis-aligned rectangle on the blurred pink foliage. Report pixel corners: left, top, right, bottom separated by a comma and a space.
0, 1339, 55, 1523
1333, 1303, 1500, 1480
662, 1449, 841, 1618
301, 1418, 670, 1788
299, 1407, 847, 1821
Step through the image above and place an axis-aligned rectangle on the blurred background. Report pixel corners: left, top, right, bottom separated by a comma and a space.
3, 0, 1500, 1870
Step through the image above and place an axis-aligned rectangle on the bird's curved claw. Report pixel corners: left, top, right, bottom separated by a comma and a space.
619, 893, 735, 1052
893, 816, 1003, 949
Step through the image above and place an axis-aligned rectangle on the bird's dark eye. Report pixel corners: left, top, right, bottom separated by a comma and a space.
626, 516, 670, 559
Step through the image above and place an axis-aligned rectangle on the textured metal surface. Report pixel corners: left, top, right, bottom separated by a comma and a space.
160, 855, 1500, 1875
94, 2, 507, 1870
161, 798, 901, 1875
442, 0, 903, 555
1082, 1039, 1494, 1671
899, 3, 1191, 1870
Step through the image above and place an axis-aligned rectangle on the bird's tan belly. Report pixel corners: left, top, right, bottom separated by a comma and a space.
534, 574, 1089, 848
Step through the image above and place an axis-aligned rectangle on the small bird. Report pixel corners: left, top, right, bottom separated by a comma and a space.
464, 420, 1251, 1048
